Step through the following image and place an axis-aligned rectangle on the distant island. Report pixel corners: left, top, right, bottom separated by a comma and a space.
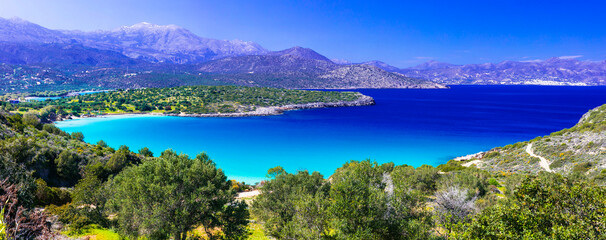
3, 86, 375, 120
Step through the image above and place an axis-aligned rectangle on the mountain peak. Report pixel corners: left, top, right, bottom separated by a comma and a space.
115, 22, 184, 32
269, 46, 331, 61
361, 60, 401, 72
411, 60, 456, 70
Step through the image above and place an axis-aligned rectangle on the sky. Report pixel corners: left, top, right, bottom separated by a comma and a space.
1, 0, 605, 68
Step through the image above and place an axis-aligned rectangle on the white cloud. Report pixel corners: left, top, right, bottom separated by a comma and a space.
520, 59, 543, 62
558, 55, 583, 59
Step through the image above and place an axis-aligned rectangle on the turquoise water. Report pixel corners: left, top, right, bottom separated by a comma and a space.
55, 86, 606, 183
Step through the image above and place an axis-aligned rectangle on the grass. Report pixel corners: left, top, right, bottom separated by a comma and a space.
66, 225, 121, 240
248, 221, 270, 240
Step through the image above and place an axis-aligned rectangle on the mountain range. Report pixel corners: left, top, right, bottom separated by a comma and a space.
1, 16, 606, 93
0, 17, 443, 91
0, 17, 266, 64
364, 59, 606, 86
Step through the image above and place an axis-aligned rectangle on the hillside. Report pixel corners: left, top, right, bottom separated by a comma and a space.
198, 47, 446, 89
457, 104, 606, 177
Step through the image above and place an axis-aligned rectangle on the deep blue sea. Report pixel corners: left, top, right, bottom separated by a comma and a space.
55, 85, 606, 183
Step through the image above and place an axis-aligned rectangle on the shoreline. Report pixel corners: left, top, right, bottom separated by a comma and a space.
56, 94, 375, 121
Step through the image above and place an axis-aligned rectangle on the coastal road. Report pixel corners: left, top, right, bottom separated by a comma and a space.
526, 143, 553, 172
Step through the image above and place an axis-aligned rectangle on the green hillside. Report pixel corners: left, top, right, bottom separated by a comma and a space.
458, 104, 606, 178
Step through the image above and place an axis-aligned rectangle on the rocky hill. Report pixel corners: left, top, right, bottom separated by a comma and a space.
199, 47, 446, 89
458, 104, 606, 177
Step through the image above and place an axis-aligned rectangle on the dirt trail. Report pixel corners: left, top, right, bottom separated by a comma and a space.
526, 143, 552, 172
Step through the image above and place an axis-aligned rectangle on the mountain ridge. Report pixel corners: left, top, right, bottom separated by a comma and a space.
361, 58, 606, 86
197, 47, 446, 89
0, 17, 267, 64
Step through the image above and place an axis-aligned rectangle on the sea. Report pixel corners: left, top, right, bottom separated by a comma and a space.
55, 85, 606, 183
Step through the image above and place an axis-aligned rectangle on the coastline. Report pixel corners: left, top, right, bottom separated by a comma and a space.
56, 93, 375, 121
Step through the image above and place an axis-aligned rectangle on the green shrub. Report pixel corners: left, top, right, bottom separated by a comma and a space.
437, 160, 466, 172
35, 179, 71, 206
488, 178, 501, 187
550, 159, 564, 169
71, 132, 84, 141
573, 162, 593, 174
484, 151, 500, 158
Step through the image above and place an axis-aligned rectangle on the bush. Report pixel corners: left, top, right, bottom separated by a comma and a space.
488, 178, 501, 187
107, 151, 245, 240
0, 179, 52, 239
550, 159, 564, 169
484, 151, 500, 158
451, 175, 606, 239
55, 151, 81, 182
34, 179, 71, 206
573, 162, 593, 174
71, 132, 84, 141
437, 160, 466, 172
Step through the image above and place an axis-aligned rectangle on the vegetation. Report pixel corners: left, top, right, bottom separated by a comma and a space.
5, 85, 363, 117
0, 108, 249, 239
475, 103, 606, 176
0, 95, 605, 239
108, 150, 247, 240
252, 161, 606, 240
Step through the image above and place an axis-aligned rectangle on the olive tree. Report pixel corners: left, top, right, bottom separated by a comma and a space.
107, 150, 247, 240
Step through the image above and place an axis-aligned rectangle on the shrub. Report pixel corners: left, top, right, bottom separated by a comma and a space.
550, 159, 564, 169
488, 178, 501, 187
573, 162, 593, 174
0, 179, 52, 239
34, 179, 71, 206
71, 132, 84, 141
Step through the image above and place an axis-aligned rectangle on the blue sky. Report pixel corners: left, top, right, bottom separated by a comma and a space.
1, 0, 605, 67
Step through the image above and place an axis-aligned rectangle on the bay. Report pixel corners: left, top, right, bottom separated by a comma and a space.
55, 85, 606, 183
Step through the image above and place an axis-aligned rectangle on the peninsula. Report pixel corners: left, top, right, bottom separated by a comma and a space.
3, 85, 375, 120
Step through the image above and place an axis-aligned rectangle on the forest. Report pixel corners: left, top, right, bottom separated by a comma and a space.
0, 105, 604, 239
3, 86, 362, 117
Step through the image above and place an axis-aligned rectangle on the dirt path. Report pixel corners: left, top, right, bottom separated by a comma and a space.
237, 190, 261, 199
526, 143, 552, 172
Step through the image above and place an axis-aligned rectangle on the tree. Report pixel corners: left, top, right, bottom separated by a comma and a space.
451, 174, 606, 239
96, 140, 108, 148
107, 150, 246, 240
329, 160, 431, 240
55, 150, 80, 182
252, 169, 329, 239
22, 112, 41, 129
138, 147, 154, 157
70, 132, 84, 141
71, 175, 110, 227
266, 166, 286, 179
105, 146, 139, 174
219, 201, 250, 240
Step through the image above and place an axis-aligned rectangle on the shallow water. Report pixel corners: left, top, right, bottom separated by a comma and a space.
56, 85, 606, 183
